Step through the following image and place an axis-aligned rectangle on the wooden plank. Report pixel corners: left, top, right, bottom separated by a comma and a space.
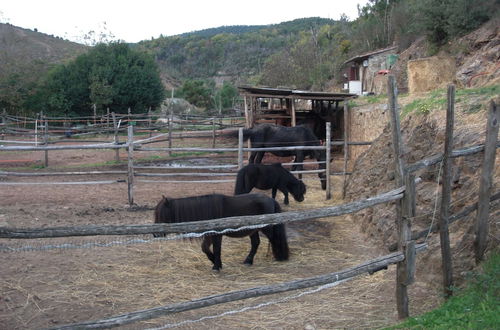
388, 191, 500, 251
52, 244, 428, 329
388, 75, 411, 319
475, 99, 499, 262
127, 126, 134, 206
326, 122, 331, 199
0, 185, 405, 239
238, 128, 244, 169
439, 84, 455, 297
342, 102, 349, 199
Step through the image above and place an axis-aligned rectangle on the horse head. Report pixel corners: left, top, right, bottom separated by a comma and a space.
290, 180, 306, 202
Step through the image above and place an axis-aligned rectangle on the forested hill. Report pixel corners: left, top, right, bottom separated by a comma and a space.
0, 23, 87, 77
137, 17, 342, 87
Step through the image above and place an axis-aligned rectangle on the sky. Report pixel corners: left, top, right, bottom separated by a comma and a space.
1, 0, 368, 44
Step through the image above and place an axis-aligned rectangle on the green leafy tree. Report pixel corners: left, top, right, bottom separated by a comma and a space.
178, 79, 211, 109
29, 42, 165, 116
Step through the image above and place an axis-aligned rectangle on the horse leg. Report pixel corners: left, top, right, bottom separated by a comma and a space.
243, 231, 260, 265
248, 151, 257, 163
280, 187, 290, 205
271, 187, 277, 200
211, 235, 223, 271
254, 151, 265, 163
293, 152, 305, 179
201, 236, 215, 264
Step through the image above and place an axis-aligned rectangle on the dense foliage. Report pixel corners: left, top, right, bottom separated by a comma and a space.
1, 0, 497, 117
27, 43, 166, 116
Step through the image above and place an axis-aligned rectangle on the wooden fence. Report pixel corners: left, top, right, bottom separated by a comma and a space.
0, 79, 498, 328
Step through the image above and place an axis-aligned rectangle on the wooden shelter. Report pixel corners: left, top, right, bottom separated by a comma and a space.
238, 86, 356, 142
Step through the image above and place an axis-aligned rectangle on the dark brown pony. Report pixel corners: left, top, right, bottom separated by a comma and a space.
234, 163, 306, 205
241, 123, 327, 190
154, 193, 289, 271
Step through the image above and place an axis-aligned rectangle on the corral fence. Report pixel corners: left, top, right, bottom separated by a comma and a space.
0, 77, 498, 328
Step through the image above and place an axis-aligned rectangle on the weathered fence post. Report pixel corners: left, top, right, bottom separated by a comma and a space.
388, 75, 413, 319
106, 108, 110, 138
1, 109, 6, 140
439, 84, 455, 298
168, 114, 173, 157
44, 118, 49, 167
238, 128, 244, 169
212, 118, 216, 148
112, 112, 120, 162
325, 121, 332, 200
475, 99, 499, 262
342, 102, 349, 199
127, 125, 134, 206
148, 107, 153, 138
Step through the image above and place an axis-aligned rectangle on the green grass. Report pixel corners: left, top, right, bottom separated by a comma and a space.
401, 85, 499, 118
388, 252, 500, 329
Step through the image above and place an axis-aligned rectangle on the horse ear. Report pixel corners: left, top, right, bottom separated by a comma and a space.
162, 195, 170, 206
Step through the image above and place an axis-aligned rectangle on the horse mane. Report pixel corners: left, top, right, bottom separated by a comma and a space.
156, 194, 225, 223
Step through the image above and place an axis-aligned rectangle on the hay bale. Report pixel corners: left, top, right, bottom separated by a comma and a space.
408, 56, 457, 94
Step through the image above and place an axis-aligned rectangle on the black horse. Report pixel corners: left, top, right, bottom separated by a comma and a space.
154, 193, 289, 271
241, 123, 327, 190
234, 163, 306, 205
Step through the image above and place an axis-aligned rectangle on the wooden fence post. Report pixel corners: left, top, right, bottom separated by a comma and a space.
342, 102, 349, 199
212, 119, 216, 148
1, 109, 6, 140
112, 112, 120, 162
44, 118, 49, 167
475, 99, 499, 262
238, 128, 244, 169
127, 125, 134, 206
439, 84, 455, 297
168, 115, 173, 157
106, 108, 110, 138
388, 75, 412, 319
325, 121, 332, 200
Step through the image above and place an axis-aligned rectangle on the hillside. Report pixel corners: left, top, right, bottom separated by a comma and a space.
0, 23, 88, 112
0, 23, 87, 76
137, 17, 340, 87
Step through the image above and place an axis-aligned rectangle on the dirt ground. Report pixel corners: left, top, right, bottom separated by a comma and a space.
1, 137, 444, 329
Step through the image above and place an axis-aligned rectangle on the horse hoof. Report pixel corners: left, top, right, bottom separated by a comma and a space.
243, 260, 253, 266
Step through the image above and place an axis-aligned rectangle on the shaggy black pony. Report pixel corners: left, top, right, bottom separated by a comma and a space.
241, 123, 327, 190
234, 163, 306, 205
154, 193, 289, 271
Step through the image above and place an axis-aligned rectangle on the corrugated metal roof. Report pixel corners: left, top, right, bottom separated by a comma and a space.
343, 46, 398, 66
238, 86, 356, 99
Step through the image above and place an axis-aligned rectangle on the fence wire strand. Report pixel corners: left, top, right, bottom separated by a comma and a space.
0, 223, 270, 253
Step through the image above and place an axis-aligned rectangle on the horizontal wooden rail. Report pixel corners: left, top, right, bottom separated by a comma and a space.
388, 190, 500, 251
0, 170, 126, 177
406, 142, 500, 173
0, 185, 405, 239
52, 243, 427, 329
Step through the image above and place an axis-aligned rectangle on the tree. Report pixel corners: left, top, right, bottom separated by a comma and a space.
29, 42, 165, 116
178, 79, 212, 109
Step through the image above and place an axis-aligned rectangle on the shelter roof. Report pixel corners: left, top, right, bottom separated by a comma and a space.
343, 46, 398, 66
238, 86, 356, 100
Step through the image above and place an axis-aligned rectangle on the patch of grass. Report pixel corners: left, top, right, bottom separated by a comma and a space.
456, 84, 499, 97
402, 89, 447, 117
388, 252, 500, 329
365, 94, 388, 104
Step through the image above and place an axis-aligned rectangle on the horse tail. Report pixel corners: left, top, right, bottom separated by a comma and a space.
265, 200, 289, 261
234, 168, 248, 195
267, 223, 289, 261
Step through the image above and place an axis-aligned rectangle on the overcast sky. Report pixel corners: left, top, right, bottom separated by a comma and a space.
1, 0, 368, 43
